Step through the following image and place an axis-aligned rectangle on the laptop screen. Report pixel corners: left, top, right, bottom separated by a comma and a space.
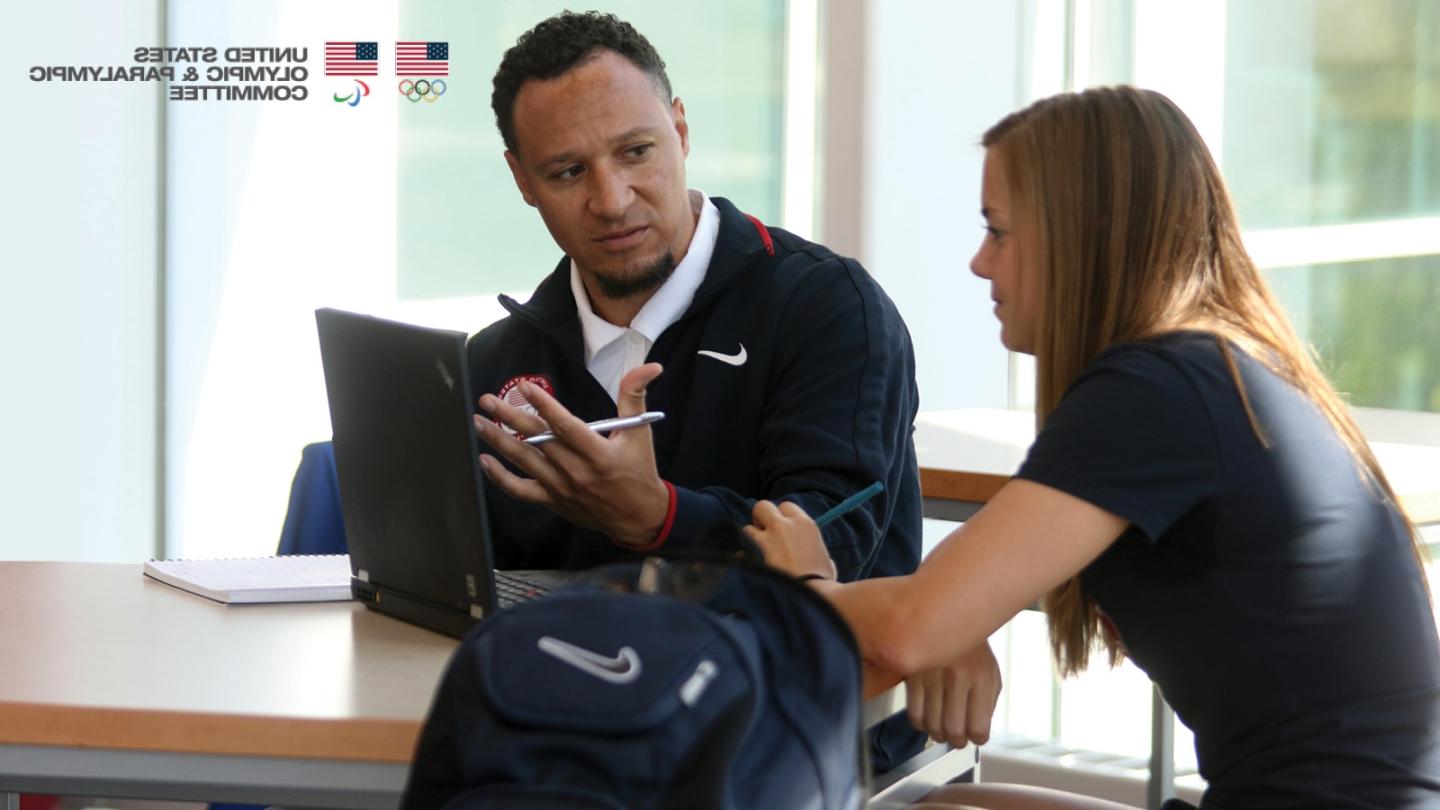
315, 308, 497, 620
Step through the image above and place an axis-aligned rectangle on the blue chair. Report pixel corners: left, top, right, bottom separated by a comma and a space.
276, 441, 348, 556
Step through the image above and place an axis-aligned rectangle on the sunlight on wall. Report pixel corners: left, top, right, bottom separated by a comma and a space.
168, 1, 408, 558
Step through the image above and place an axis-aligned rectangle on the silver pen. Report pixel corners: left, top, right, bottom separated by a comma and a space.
523, 411, 666, 445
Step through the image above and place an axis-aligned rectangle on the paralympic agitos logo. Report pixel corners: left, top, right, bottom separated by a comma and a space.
333, 79, 370, 107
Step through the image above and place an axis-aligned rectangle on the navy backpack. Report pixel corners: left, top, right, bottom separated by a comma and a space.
400, 546, 868, 809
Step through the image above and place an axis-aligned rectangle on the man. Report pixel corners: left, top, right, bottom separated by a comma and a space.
469, 11, 996, 764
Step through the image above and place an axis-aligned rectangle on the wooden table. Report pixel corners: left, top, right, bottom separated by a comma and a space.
915, 408, 1031, 522
0, 562, 456, 808
0, 562, 962, 809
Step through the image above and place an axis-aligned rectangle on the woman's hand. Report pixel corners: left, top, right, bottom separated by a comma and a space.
744, 500, 838, 581
905, 641, 1002, 748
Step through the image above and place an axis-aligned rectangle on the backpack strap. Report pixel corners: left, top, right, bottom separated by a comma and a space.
743, 213, 775, 257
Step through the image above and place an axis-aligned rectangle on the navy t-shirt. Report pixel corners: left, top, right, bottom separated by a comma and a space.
1016, 332, 1440, 809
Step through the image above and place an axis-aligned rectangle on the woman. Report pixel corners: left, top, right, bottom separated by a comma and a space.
748, 86, 1440, 809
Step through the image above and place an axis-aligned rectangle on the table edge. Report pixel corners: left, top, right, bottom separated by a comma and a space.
0, 701, 420, 763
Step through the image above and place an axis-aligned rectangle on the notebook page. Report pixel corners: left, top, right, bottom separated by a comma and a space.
143, 554, 352, 604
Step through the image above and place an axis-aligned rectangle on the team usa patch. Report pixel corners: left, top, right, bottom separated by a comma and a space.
495, 374, 556, 438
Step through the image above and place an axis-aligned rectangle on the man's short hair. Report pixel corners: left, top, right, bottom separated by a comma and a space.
491, 11, 673, 155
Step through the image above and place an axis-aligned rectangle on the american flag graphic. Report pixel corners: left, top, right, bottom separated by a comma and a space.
324, 42, 378, 76
396, 41, 449, 76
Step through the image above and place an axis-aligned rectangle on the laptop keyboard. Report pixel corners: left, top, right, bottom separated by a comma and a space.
494, 570, 555, 607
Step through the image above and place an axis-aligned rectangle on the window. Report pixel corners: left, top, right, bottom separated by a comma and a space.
1222, 0, 1440, 413
1126, 0, 1440, 418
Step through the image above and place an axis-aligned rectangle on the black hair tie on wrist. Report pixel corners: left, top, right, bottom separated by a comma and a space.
796, 573, 829, 582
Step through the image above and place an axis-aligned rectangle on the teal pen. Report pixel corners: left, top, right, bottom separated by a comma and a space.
813, 481, 885, 528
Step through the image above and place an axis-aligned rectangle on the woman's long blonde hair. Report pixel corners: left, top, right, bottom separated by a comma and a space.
983, 86, 1427, 675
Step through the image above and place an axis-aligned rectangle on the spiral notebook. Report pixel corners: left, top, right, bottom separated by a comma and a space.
143, 554, 352, 604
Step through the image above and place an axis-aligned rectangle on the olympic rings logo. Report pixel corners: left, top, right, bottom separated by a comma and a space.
398, 78, 446, 103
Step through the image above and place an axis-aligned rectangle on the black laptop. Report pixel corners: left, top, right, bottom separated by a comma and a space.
315, 307, 569, 638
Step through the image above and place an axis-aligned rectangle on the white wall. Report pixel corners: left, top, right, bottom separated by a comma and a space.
162, 0, 523, 559
0, 2, 162, 562
168, 1, 377, 558
823, 0, 1023, 412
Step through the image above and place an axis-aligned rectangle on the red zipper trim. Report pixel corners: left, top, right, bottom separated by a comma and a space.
744, 213, 775, 257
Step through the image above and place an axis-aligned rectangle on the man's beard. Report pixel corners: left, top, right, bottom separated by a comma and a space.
593, 253, 677, 300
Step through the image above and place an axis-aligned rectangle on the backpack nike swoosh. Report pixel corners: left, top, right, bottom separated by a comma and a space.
537, 636, 643, 684
697, 344, 748, 366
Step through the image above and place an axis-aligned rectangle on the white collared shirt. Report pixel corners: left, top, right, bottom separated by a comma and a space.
571, 191, 720, 402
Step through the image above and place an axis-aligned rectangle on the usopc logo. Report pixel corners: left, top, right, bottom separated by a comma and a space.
398, 78, 445, 103
332, 78, 370, 106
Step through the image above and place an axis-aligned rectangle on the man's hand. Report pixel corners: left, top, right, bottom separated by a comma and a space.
744, 500, 838, 581
474, 363, 669, 548
904, 641, 1002, 748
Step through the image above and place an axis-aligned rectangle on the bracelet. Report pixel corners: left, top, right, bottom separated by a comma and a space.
616, 480, 677, 552
796, 573, 832, 583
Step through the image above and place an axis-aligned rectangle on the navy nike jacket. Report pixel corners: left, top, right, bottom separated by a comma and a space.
466, 196, 922, 582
